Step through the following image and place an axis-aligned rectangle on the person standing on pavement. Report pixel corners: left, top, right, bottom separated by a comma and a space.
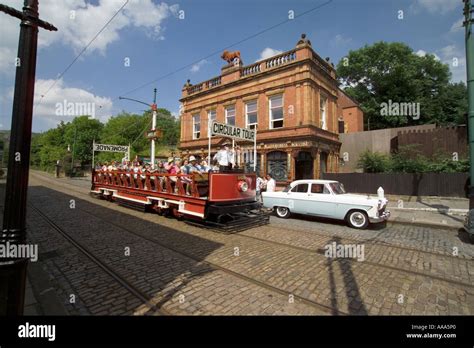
256, 174, 264, 202
265, 173, 276, 192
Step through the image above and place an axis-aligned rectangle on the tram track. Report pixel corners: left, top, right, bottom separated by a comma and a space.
236, 228, 474, 289
29, 172, 474, 300
30, 175, 469, 260
28, 196, 346, 315
249, 220, 471, 262
30, 171, 469, 261
29, 203, 169, 316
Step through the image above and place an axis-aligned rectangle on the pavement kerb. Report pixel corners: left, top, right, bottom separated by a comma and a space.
388, 218, 463, 231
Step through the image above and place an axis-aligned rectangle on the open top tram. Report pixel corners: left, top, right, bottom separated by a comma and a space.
90, 169, 269, 231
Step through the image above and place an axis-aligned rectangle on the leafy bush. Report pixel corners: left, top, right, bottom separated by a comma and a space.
357, 150, 390, 173
427, 157, 469, 173
389, 145, 429, 173
357, 146, 469, 173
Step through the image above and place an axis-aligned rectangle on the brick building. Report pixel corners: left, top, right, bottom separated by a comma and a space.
179, 34, 363, 183
337, 90, 364, 133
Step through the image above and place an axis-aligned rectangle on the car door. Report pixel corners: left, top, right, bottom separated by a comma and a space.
286, 183, 309, 214
306, 183, 336, 217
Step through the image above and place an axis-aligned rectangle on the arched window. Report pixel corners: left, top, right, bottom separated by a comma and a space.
267, 151, 288, 181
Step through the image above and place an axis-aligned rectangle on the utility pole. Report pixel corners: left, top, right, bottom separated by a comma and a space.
118, 89, 159, 168
151, 88, 157, 169
464, 0, 474, 242
70, 125, 77, 176
0, 0, 57, 315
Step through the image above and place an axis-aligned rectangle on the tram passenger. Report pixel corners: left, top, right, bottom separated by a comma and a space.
200, 160, 211, 172
211, 160, 219, 172
186, 156, 202, 195
180, 159, 190, 175
122, 161, 130, 171
156, 161, 167, 173
164, 158, 179, 192
164, 157, 176, 173
133, 164, 140, 180
155, 161, 167, 190
108, 161, 117, 171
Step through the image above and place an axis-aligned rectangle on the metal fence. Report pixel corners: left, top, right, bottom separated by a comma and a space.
322, 172, 469, 197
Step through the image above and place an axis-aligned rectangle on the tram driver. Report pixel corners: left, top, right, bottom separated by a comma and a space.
213, 143, 233, 171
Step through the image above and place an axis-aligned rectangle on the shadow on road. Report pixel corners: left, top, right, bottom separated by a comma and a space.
320, 235, 368, 315
24, 183, 223, 316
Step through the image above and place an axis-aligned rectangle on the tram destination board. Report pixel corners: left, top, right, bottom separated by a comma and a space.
93, 143, 129, 153
210, 121, 255, 142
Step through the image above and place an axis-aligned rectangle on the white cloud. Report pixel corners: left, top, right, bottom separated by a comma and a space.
415, 49, 440, 61
330, 34, 352, 47
450, 18, 464, 33
410, 0, 460, 14
31, 78, 114, 124
190, 59, 207, 73
0, 0, 178, 75
437, 45, 466, 82
257, 48, 283, 61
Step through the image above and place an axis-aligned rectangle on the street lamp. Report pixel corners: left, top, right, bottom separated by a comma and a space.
119, 88, 158, 168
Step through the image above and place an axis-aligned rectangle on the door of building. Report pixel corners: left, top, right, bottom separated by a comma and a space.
295, 151, 313, 180
320, 152, 328, 176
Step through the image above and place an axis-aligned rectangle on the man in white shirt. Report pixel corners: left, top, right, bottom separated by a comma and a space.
213, 143, 232, 171
265, 173, 276, 192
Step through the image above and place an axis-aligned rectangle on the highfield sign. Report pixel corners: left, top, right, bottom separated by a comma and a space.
93, 143, 129, 153
210, 121, 255, 142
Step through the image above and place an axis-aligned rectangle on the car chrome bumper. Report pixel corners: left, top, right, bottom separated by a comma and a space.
369, 210, 391, 223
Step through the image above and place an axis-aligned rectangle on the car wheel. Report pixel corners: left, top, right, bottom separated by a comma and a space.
346, 210, 369, 229
275, 206, 291, 219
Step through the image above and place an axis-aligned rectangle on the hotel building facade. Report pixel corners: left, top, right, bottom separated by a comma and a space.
178, 34, 363, 184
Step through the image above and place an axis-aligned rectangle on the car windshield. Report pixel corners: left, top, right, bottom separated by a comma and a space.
329, 182, 346, 194
283, 185, 291, 192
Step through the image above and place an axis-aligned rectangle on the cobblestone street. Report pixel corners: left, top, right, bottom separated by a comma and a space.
21, 172, 474, 315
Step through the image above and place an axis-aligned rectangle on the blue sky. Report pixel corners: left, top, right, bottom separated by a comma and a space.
0, 0, 467, 132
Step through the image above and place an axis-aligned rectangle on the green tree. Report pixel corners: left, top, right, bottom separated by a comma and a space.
337, 42, 467, 129
143, 108, 180, 146
98, 112, 150, 163
64, 116, 103, 165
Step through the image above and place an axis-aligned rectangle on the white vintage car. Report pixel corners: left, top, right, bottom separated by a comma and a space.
262, 180, 390, 229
